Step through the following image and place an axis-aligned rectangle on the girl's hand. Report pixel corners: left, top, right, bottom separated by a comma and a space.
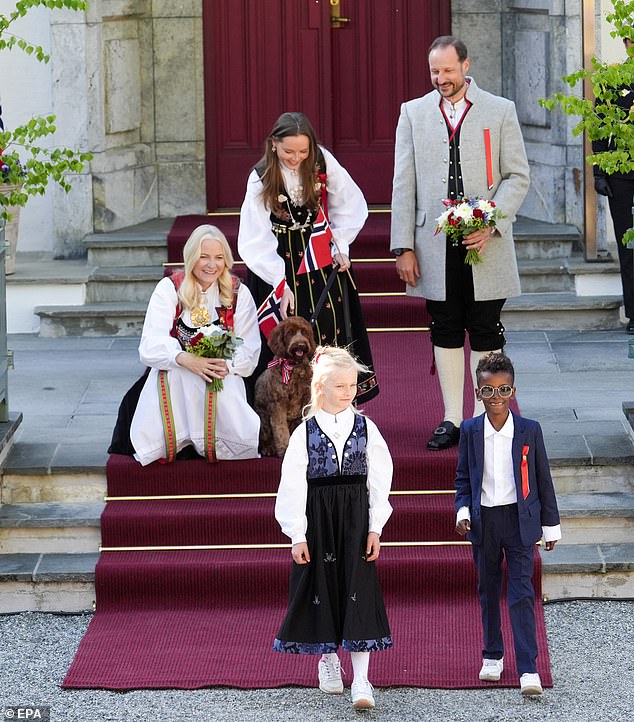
281, 286, 295, 319
365, 532, 380, 562
333, 253, 350, 272
292, 542, 311, 564
177, 353, 229, 382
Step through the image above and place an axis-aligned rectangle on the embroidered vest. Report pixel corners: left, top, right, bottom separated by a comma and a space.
306, 414, 368, 479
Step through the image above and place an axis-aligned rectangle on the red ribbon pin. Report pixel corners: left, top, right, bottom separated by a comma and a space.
483, 128, 494, 190
521, 445, 530, 500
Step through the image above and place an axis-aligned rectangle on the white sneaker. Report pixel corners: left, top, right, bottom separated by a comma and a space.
318, 655, 343, 695
479, 657, 504, 681
520, 672, 543, 696
351, 679, 375, 710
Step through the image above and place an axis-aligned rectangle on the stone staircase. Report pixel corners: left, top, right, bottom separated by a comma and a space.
1, 213, 632, 612
30, 214, 624, 337
2, 451, 633, 612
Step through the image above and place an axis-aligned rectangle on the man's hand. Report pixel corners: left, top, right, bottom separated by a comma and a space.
395, 250, 420, 287
544, 540, 557, 552
464, 226, 494, 254
594, 175, 613, 198
455, 519, 471, 536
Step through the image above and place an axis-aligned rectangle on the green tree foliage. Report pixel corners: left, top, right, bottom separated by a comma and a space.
540, 0, 634, 244
0, 0, 92, 221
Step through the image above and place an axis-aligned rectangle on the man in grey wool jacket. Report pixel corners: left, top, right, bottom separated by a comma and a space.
390, 35, 530, 451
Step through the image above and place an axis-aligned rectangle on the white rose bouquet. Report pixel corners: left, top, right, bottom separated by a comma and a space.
186, 326, 243, 392
435, 196, 505, 265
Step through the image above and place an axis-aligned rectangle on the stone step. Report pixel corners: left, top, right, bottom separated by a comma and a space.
0, 502, 103, 554
0, 552, 97, 613
85, 237, 167, 268
557, 492, 634, 544
0, 488, 627, 557
85, 266, 165, 303
0, 543, 631, 612
501, 293, 622, 331
34, 291, 625, 337
518, 258, 575, 293
82, 218, 172, 267
84, 256, 620, 302
552, 463, 634, 495
541, 543, 634, 600
35, 302, 148, 337
512, 217, 579, 261
1, 470, 106, 504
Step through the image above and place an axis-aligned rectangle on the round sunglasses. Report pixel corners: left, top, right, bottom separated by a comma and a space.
478, 384, 514, 399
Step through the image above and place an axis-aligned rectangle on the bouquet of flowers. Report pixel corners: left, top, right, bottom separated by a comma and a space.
435, 196, 505, 265
187, 326, 243, 392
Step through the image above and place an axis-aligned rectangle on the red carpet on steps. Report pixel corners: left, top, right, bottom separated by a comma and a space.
62, 216, 553, 691
62, 547, 548, 690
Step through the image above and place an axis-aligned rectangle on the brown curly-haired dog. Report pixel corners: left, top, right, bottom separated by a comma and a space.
255, 316, 316, 457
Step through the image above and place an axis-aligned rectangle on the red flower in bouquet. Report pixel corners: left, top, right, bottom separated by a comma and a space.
435, 196, 505, 265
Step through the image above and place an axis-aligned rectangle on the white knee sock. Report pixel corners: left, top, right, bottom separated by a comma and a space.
470, 349, 501, 417
434, 346, 465, 427
350, 651, 370, 682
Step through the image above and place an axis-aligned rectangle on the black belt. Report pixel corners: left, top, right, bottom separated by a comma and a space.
308, 473, 366, 487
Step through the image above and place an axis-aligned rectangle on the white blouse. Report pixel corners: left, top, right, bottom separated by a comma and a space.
237, 146, 369, 289
275, 407, 393, 545
138, 276, 261, 377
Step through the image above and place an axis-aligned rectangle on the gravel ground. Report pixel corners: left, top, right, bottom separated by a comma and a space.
0, 600, 632, 722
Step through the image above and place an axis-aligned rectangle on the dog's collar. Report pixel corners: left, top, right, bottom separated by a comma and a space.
267, 357, 295, 384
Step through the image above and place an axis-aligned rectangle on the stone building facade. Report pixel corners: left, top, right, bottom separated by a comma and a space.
1, 0, 623, 257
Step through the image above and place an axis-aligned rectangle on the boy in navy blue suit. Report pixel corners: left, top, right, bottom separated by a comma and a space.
454, 352, 561, 695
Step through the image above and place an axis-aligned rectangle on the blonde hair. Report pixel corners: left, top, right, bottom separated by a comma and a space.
179, 225, 235, 310
304, 345, 369, 419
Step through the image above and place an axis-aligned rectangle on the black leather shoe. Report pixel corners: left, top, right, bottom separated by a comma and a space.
427, 421, 460, 451
627, 320, 634, 335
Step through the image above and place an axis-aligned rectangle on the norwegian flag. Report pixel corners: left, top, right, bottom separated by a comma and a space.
256, 279, 285, 339
298, 206, 333, 274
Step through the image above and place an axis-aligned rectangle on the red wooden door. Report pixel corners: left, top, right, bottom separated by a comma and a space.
203, 1, 450, 209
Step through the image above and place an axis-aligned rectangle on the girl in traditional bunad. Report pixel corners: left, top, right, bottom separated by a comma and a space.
128, 225, 261, 464
238, 111, 379, 403
273, 346, 393, 710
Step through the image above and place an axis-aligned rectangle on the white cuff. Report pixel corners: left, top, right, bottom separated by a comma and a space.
542, 524, 562, 543
456, 506, 471, 523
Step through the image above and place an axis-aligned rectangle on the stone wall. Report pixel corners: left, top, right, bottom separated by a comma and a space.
46, 0, 206, 254
87, 0, 206, 236
152, 0, 205, 219
9, 0, 609, 254
453, 0, 587, 231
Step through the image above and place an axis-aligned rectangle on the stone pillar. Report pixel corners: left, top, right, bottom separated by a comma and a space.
73, 1, 159, 236
452, 1, 586, 230
451, 0, 503, 96
499, 0, 584, 230
152, 0, 206, 217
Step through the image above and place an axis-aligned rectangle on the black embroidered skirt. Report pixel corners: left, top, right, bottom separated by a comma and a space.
273, 476, 392, 654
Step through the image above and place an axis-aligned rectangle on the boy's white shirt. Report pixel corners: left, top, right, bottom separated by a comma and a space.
275, 406, 393, 545
456, 413, 561, 542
